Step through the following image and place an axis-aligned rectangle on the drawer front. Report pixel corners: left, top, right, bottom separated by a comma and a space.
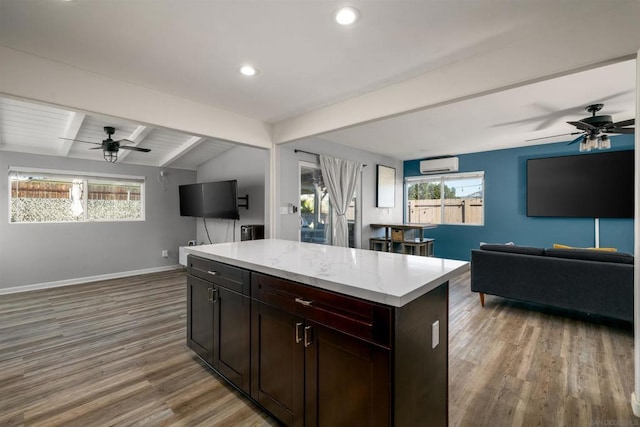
188, 255, 250, 295
251, 273, 391, 348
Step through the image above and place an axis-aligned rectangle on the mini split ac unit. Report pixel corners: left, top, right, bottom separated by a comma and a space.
419, 157, 459, 174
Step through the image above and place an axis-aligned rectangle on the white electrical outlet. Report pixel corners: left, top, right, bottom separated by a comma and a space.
162, 249, 169, 258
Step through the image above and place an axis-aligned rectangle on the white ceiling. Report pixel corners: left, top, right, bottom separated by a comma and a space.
321, 59, 637, 159
0, 1, 637, 168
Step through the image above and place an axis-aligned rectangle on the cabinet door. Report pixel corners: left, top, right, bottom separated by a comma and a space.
251, 300, 304, 427
186, 276, 214, 364
305, 322, 391, 427
213, 285, 250, 394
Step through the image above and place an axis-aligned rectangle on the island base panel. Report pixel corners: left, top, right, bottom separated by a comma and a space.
394, 282, 448, 426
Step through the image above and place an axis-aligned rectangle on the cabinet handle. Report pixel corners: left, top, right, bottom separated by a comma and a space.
304, 325, 312, 347
208, 287, 214, 303
207, 270, 218, 276
295, 322, 303, 344
212, 288, 218, 303
295, 297, 313, 307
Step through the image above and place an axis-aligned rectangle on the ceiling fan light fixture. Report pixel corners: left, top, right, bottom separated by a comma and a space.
579, 137, 589, 152
104, 150, 118, 163
598, 135, 611, 150
586, 134, 598, 151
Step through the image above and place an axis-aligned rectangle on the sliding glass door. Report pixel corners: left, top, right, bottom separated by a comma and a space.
299, 161, 360, 248
300, 162, 331, 245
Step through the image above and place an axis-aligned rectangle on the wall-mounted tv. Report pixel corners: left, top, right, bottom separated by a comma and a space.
527, 150, 634, 218
179, 180, 240, 219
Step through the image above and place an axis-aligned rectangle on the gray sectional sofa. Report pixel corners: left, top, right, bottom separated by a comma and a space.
470, 244, 634, 322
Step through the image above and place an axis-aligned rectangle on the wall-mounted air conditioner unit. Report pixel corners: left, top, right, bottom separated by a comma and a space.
419, 157, 459, 174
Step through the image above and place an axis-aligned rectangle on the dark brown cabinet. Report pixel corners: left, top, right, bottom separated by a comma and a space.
251, 272, 391, 427
303, 321, 390, 427
250, 300, 304, 426
187, 254, 449, 427
187, 255, 251, 394
186, 275, 215, 363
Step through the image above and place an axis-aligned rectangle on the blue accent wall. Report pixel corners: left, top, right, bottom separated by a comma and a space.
404, 134, 635, 261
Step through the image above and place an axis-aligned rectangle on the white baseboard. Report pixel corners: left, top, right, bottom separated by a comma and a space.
632, 392, 640, 417
0, 264, 185, 295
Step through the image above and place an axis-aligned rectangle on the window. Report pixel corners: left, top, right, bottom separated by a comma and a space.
9, 168, 145, 223
405, 171, 484, 226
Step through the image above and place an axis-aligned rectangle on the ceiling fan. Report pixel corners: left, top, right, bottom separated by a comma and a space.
526, 103, 635, 152
59, 126, 151, 163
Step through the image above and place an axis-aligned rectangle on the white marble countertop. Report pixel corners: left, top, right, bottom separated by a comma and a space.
185, 239, 469, 307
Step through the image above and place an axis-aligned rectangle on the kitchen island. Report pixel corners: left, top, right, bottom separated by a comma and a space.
185, 239, 469, 426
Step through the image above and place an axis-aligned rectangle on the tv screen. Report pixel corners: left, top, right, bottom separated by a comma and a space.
179, 180, 240, 219
179, 183, 203, 217
202, 180, 239, 220
527, 150, 634, 218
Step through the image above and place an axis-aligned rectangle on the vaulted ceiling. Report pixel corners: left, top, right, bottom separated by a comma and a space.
0, 97, 236, 169
0, 1, 638, 169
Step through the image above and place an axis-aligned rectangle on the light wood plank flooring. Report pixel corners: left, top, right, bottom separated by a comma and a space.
0, 270, 276, 427
0, 268, 635, 426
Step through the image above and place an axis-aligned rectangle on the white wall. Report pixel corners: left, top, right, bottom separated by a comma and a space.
196, 145, 269, 243
278, 138, 403, 248
0, 152, 197, 290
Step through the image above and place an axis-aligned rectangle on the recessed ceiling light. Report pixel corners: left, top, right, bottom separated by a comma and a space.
335, 6, 359, 26
239, 65, 258, 77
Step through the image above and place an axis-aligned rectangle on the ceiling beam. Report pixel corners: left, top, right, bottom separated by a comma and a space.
58, 111, 86, 156
159, 136, 204, 167
117, 125, 152, 161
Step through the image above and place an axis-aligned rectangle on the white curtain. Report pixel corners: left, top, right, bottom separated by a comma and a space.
70, 179, 84, 218
319, 155, 363, 247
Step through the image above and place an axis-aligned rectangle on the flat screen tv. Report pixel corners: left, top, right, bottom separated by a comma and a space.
527, 150, 634, 218
178, 182, 204, 217
179, 180, 240, 219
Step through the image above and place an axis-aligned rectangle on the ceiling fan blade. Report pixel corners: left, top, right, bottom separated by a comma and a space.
567, 120, 596, 131
612, 118, 635, 128
525, 132, 581, 142
58, 137, 101, 145
120, 146, 151, 152
567, 134, 586, 146
605, 128, 635, 134
115, 138, 136, 144
89, 146, 104, 150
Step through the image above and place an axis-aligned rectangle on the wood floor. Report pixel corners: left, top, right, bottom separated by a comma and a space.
0, 268, 635, 426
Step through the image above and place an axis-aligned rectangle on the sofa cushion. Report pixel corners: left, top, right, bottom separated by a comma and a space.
544, 248, 634, 264
480, 244, 545, 256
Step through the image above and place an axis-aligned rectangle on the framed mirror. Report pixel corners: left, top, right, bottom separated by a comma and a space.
376, 164, 395, 208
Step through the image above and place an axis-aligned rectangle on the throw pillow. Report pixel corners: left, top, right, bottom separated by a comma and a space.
553, 243, 617, 252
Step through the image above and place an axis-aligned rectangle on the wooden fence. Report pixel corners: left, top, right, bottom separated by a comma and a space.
87, 184, 141, 201
408, 198, 483, 224
11, 181, 70, 199
11, 181, 141, 201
